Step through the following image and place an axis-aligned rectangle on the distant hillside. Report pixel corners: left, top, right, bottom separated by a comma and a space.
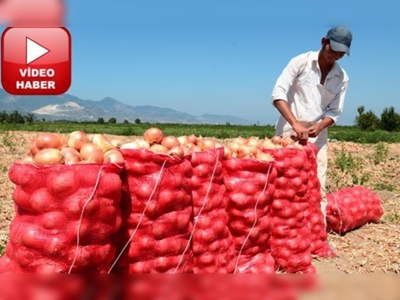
0, 89, 253, 125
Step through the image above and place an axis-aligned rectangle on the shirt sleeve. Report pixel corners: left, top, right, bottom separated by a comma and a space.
271, 54, 307, 103
323, 80, 348, 123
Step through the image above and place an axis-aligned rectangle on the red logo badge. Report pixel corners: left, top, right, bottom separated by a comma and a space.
1, 27, 71, 95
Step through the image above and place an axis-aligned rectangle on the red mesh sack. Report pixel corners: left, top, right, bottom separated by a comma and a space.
223, 157, 276, 273
190, 148, 236, 273
110, 149, 193, 274
302, 144, 335, 257
326, 186, 384, 234
0, 162, 123, 274
264, 147, 315, 274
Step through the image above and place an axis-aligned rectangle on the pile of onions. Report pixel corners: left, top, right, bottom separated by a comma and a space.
24, 128, 304, 166
22, 131, 125, 165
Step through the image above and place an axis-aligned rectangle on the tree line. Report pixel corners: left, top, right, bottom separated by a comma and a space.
354, 106, 400, 132
0, 110, 35, 124
0, 110, 142, 125
2, 107, 400, 132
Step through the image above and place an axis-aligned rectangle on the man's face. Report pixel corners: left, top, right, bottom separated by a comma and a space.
321, 38, 345, 63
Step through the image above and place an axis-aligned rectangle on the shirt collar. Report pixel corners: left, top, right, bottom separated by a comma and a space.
312, 50, 342, 77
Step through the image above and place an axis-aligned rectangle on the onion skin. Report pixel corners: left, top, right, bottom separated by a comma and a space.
33, 148, 64, 165
61, 147, 81, 164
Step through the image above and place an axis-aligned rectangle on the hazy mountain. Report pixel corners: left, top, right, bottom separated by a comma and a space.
0, 89, 253, 125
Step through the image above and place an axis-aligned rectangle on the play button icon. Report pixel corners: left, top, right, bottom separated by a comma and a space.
1, 27, 71, 95
26, 37, 50, 65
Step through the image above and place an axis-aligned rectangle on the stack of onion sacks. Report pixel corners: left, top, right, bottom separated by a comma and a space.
1, 131, 125, 273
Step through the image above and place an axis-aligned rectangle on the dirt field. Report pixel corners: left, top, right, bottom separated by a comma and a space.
0, 131, 399, 274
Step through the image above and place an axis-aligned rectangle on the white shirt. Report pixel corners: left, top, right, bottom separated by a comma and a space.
271, 51, 349, 146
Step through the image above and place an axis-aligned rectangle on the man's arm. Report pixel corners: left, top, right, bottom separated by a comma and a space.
273, 99, 309, 143
307, 117, 334, 137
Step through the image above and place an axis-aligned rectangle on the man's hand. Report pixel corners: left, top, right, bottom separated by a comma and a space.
292, 122, 309, 144
307, 123, 322, 138
307, 117, 334, 137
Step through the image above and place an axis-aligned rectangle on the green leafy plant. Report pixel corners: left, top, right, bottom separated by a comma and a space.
372, 142, 389, 165
374, 183, 395, 191
382, 212, 400, 223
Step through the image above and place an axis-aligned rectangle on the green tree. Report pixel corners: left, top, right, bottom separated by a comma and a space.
108, 117, 117, 124
123, 119, 130, 124
380, 106, 400, 132
354, 106, 379, 131
0, 111, 8, 123
97, 117, 105, 124
25, 113, 36, 124
134, 118, 141, 124
8, 110, 25, 124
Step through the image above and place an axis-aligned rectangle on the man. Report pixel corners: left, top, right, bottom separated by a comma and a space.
271, 26, 352, 222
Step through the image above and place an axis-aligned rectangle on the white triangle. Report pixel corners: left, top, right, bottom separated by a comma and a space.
26, 38, 50, 65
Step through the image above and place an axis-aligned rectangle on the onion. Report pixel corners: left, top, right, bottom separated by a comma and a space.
177, 135, 189, 145
168, 145, 184, 158
35, 132, 63, 150
67, 130, 89, 151
223, 146, 232, 159
143, 127, 163, 144
34, 148, 64, 165
61, 146, 81, 164
28, 139, 40, 156
80, 143, 104, 163
120, 141, 140, 149
198, 138, 216, 151
110, 138, 122, 149
91, 134, 114, 152
136, 139, 150, 149
281, 137, 294, 147
227, 142, 240, 153
16, 155, 34, 164
256, 151, 274, 162
191, 145, 202, 152
181, 145, 192, 157
261, 139, 275, 149
161, 135, 180, 150
186, 134, 198, 144
233, 136, 247, 145
271, 136, 282, 145
104, 149, 125, 163
246, 137, 261, 148
150, 143, 168, 154
236, 145, 253, 158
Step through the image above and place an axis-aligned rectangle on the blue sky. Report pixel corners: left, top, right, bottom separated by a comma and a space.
3, 0, 400, 125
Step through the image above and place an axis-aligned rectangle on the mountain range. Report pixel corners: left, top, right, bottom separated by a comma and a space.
0, 88, 255, 125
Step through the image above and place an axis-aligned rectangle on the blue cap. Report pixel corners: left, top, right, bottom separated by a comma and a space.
327, 27, 352, 56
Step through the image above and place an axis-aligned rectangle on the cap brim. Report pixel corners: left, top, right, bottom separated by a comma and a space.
330, 39, 350, 56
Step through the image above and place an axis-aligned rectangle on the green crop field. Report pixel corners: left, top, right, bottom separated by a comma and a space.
1, 122, 400, 143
